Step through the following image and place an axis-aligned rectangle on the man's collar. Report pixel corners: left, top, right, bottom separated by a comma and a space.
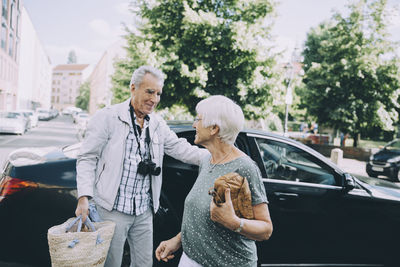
129, 102, 150, 121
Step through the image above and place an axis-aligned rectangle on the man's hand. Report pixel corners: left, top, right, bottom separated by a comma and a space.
75, 196, 89, 222
155, 234, 182, 262
210, 188, 240, 231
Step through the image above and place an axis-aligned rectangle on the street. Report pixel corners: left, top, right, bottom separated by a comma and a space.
0, 115, 79, 169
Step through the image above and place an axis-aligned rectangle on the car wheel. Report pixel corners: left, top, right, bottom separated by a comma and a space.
393, 170, 400, 182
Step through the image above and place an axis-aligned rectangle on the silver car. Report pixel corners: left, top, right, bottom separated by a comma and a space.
0, 111, 27, 135
18, 109, 39, 128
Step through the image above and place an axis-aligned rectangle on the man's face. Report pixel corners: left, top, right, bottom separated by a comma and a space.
131, 73, 163, 116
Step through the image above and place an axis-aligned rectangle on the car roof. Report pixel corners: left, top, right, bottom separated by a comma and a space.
171, 126, 343, 172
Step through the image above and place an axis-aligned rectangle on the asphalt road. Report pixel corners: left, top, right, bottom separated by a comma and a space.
0, 115, 79, 169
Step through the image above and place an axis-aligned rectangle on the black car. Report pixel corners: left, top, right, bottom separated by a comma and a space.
1, 127, 400, 267
366, 139, 400, 182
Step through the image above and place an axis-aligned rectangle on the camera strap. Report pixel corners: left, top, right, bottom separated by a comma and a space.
129, 103, 151, 161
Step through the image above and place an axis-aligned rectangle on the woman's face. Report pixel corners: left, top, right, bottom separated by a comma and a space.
193, 115, 210, 145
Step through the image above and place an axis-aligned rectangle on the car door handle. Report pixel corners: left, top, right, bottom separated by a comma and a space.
273, 192, 299, 201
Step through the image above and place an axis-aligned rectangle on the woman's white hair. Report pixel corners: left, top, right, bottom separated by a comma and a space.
130, 65, 164, 88
196, 95, 244, 145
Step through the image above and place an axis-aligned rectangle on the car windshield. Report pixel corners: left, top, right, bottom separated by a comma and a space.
0, 112, 19, 119
385, 140, 400, 151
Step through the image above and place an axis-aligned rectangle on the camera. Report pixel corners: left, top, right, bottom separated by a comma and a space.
137, 159, 161, 176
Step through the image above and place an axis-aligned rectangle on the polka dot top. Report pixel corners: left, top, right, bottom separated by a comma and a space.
181, 154, 268, 267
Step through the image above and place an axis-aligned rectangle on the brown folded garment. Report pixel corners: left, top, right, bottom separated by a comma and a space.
209, 172, 254, 219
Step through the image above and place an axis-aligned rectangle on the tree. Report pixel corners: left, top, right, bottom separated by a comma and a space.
67, 50, 77, 64
112, 0, 280, 119
75, 82, 90, 111
300, 0, 400, 147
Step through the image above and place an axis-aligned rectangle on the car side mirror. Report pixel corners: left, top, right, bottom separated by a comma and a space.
343, 173, 355, 192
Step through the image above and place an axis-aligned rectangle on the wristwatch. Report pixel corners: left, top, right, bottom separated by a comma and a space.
234, 218, 244, 233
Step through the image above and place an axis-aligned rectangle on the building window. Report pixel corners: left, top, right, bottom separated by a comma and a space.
56, 96, 59, 103
14, 38, 17, 61
2, 0, 7, 20
1, 23, 6, 50
51, 96, 55, 102
9, 2, 13, 29
15, 13, 19, 36
8, 33, 13, 56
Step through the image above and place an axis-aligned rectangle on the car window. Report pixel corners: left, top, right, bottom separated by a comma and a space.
385, 140, 400, 150
256, 138, 336, 185
1, 112, 18, 119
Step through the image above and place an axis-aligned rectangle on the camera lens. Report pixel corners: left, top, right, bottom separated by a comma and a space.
152, 166, 161, 176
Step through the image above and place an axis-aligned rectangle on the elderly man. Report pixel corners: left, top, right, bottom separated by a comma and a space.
75, 65, 207, 267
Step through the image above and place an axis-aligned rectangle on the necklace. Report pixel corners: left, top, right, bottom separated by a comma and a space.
209, 150, 232, 173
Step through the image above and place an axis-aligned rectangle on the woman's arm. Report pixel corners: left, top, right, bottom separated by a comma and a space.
210, 188, 273, 241
155, 232, 182, 262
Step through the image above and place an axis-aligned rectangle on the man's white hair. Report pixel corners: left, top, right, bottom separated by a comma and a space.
196, 95, 244, 145
130, 65, 165, 88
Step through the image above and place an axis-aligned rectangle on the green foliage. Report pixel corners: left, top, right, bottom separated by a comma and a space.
75, 82, 90, 111
300, 0, 400, 146
111, 0, 279, 119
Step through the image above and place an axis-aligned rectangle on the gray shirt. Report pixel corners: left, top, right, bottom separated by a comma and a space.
181, 154, 268, 267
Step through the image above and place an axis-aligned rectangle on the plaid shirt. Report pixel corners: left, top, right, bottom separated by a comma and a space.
113, 116, 151, 216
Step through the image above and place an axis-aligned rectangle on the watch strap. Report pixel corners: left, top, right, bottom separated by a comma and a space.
234, 218, 244, 233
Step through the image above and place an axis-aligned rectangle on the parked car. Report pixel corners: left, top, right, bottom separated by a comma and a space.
49, 108, 59, 118
1, 127, 400, 266
72, 111, 87, 124
62, 106, 81, 116
36, 108, 52, 121
12, 110, 31, 130
74, 112, 90, 125
0, 111, 27, 135
366, 139, 400, 182
18, 109, 39, 128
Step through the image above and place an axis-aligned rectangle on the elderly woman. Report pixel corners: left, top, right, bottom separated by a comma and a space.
155, 95, 273, 267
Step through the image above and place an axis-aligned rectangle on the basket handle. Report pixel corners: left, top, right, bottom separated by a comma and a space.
65, 216, 102, 248
65, 215, 96, 233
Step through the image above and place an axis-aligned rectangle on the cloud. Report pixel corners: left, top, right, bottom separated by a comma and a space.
387, 5, 400, 29
115, 2, 134, 16
89, 19, 111, 36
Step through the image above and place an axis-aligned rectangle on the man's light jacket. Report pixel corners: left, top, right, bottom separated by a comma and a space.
76, 99, 208, 213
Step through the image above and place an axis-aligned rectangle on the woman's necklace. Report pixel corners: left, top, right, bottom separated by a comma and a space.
209, 150, 232, 173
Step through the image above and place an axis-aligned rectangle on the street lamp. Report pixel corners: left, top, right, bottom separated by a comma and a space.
284, 62, 294, 136
283, 48, 300, 136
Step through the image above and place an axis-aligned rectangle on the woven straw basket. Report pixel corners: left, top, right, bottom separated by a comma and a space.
48, 217, 115, 267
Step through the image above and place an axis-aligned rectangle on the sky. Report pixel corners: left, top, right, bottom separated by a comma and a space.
23, 0, 400, 66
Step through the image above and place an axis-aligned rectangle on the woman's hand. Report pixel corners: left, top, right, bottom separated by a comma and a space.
210, 188, 240, 231
155, 233, 182, 262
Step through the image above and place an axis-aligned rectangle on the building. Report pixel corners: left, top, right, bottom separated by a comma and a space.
51, 64, 91, 111
88, 39, 126, 114
0, 0, 21, 111
17, 6, 52, 110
